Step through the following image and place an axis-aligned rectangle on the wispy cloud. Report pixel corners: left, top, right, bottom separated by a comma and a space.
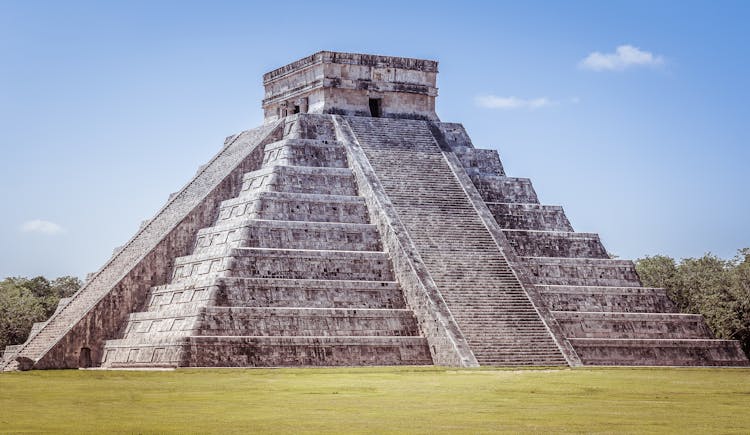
475, 95, 557, 110
20, 219, 65, 235
580, 44, 665, 72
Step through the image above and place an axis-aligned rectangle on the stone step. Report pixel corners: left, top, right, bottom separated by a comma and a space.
2, 345, 22, 363
102, 336, 432, 368
451, 147, 505, 177
28, 321, 48, 337
172, 248, 395, 282
1, 360, 20, 372
475, 353, 567, 359
147, 277, 219, 311
198, 307, 420, 337
53, 297, 73, 316
522, 257, 641, 287
148, 277, 412, 311
240, 165, 356, 197
552, 311, 713, 339
445, 303, 544, 309
214, 277, 406, 309
232, 248, 395, 281
568, 338, 749, 366
171, 251, 233, 282
504, 229, 609, 259
537, 285, 677, 313
101, 339, 185, 368
262, 138, 347, 168
429, 122, 475, 150
464, 336, 559, 344
121, 307, 420, 338
472, 350, 566, 358
122, 311, 202, 340
478, 361, 567, 367
485, 202, 573, 231
284, 114, 339, 142
469, 341, 564, 348
217, 191, 368, 224
470, 175, 539, 204
455, 318, 553, 325
194, 219, 381, 253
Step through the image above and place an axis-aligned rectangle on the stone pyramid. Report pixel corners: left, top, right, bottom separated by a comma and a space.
3, 51, 747, 370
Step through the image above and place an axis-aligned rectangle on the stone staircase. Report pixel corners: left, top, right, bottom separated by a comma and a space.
436, 122, 748, 366
345, 116, 567, 366
99, 116, 431, 368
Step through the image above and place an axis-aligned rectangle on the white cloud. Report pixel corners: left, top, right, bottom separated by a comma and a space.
580, 45, 665, 72
475, 95, 557, 110
20, 219, 65, 235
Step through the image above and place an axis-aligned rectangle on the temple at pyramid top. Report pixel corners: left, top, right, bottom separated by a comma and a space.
262, 51, 439, 122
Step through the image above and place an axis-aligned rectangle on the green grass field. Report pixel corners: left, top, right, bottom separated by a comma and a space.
1, 366, 749, 434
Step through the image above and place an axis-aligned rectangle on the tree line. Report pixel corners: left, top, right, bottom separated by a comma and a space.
635, 248, 750, 357
0, 276, 81, 352
1, 249, 749, 357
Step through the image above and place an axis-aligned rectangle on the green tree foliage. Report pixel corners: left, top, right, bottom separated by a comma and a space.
633, 255, 681, 306
636, 249, 750, 357
0, 276, 81, 351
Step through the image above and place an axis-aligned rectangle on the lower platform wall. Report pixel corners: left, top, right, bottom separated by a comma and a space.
569, 339, 748, 366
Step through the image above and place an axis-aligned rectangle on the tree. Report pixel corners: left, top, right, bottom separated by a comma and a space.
0, 276, 81, 352
634, 255, 681, 306
0, 283, 45, 351
729, 249, 750, 353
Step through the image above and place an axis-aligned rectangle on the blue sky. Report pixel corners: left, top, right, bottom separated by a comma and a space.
1, 0, 748, 278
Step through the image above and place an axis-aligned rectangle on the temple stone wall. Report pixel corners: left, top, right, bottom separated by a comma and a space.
538, 285, 678, 313
262, 51, 438, 122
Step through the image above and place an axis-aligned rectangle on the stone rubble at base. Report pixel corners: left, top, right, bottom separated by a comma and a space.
2, 51, 747, 371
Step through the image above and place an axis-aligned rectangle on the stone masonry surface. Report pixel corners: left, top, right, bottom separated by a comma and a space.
4, 51, 746, 370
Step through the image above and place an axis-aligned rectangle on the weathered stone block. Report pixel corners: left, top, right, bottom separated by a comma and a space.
229, 248, 395, 281
569, 338, 748, 366
263, 139, 348, 168
214, 278, 406, 309
538, 285, 677, 313
553, 311, 712, 339
217, 192, 369, 224
194, 220, 381, 253
486, 203, 573, 231
522, 257, 641, 287
199, 307, 420, 337
183, 336, 432, 367
240, 165, 357, 197
504, 230, 609, 258
472, 175, 539, 203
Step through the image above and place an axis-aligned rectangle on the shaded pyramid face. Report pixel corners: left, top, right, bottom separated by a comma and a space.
3, 52, 747, 370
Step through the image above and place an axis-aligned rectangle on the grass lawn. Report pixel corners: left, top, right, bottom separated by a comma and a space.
1, 366, 749, 433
